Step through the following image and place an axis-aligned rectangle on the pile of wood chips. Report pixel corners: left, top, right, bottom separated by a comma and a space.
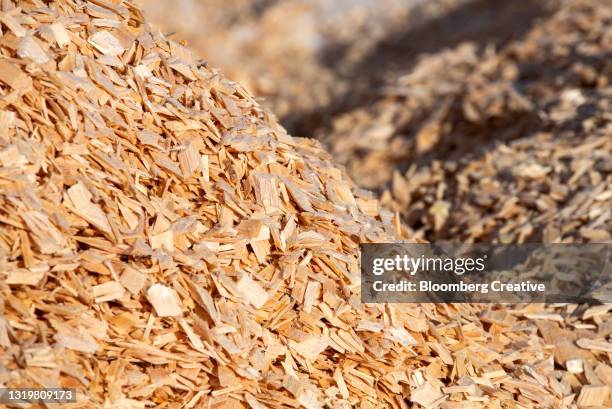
321, 0, 611, 244
0, 1, 611, 408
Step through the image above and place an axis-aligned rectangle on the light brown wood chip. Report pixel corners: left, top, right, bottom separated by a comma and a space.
146, 284, 183, 317
576, 385, 609, 407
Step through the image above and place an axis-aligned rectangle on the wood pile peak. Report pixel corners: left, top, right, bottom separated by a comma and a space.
0, 1, 610, 408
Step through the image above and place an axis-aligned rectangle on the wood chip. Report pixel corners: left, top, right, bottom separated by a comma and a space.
18, 35, 49, 64
236, 273, 269, 309
0, 12, 26, 37
120, 267, 147, 295
88, 30, 125, 56
146, 284, 183, 317
50, 22, 71, 47
411, 382, 444, 407
65, 182, 113, 235
577, 338, 612, 353
576, 385, 609, 407
0, 59, 32, 91
93, 281, 125, 303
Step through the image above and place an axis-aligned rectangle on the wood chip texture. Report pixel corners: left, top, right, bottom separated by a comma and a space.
0, 1, 611, 409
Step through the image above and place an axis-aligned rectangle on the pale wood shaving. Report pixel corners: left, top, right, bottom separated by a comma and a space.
146, 284, 183, 317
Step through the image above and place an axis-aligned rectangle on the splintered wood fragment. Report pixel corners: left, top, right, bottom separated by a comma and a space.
0, 60, 32, 90
236, 273, 269, 309
284, 180, 314, 212
54, 332, 99, 354
576, 385, 609, 407
555, 340, 591, 374
333, 368, 350, 399
165, 119, 203, 131
50, 22, 71, 47
146, 284, 183, 317
250, 239, 270, 263
218, 366, 238, 387
244, 393, 267, 409
524, 313, 564, 322
583, 305, 612, 320
238, 219, 270, 242
178, 318, 205, 352
289, 337, 328, 360
6, 268, 46, 285
201, 154, 210, 181
577, 338, 612, 353
253, 173, 280, 214
168, 58, 196, 80
443, 384, 480, 395
185, 391, 206, 409
185, 279, 220, 324
150, 229, 174, 252
134, 64, 152, 79
331, 182, 356, 206
431, 341, 454, 365
120, 266, 147, 295
18, 36, 49, 64
93, 281, 125, 303
280, 216, 296, 250
88, 30, 125, 56
0, 12, 26, 37
65, 182, 113, 235
0, 110, 15, 138
566, 359, 584, 374
297, 390, 323, 409
303, 281, 320, 313
388, 326, 419, 346
211, 385, 242, 397
21, 211, 69, 254
178, 143, 201, 177
594, 364, 612, 386
356, 198, 379, 216
411, 382, 444, 406
0, 144, 27, 166
152, 330, 177, 346
482, 368, 506, 379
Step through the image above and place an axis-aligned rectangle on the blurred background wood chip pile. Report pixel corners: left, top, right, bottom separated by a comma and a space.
0, 0, 610, 408
316, 0, 612, 244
